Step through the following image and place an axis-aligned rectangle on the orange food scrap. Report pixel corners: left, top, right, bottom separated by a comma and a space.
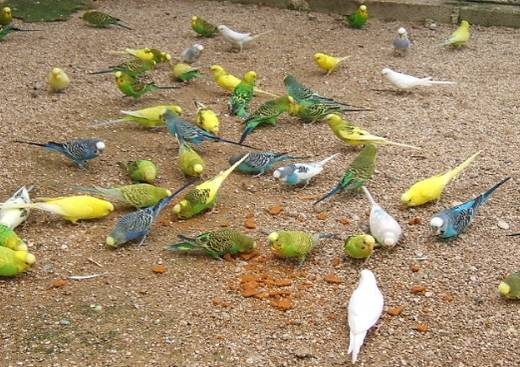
387, 305, 404, 316
338, 217, 350, 225
253, 292, 269, 300
240, 251, 259, 261
272, 278, 292, 287
268, 289, 292, 297
416, 323, 428, 333
240, 274, 257, 283
441, 293, 454, 303
298, 282, 313, 290
242, 280, 260, 290
410, 264, 420, 272
151, 264, 166, 274
324, 274, 343, 284
268, 205, 284, 216
222, 253, 234, 262
49, 278, 69, 288
317, 212, 328, 220
408, 217, 423, 225
240, 288, 260, 297
244, 217, 256, 229
411, 285, 426, 294
270, 298, 293, 311
331, 257, 342, 268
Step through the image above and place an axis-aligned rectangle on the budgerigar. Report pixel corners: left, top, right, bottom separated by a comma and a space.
382, 68, 456, 90
401, 151, 481, 207
442, 20, 470, 48
209, 65, 278, 97
180, 43, 204, 64
362, 186, 402, 247
124, 160, 158, 184
498, 271, 520, 300
178, 138, 205, 177
195, 101, 220, 135
348, 269, 384, 364
14, 138, 105, 168
0, 224, 27, 251
0, 196, 114, 224
239, 96, 295, 143
273, 153, 339, 186
93, 105, 183, 128
314, 144, 377, 205
172, 63, 200, 82
217, 25, 272, 52
346, 5, 368, 29
229, 71, 256, 118
115, 71, 177, 99
393, 27, 412, 56
0, 7, 12, 26
166, 229, 256, 259
229, 151, 304, 176
90, 59, 156, 77
430, 177, 510, 239
81, 11, 132, 29
326, 114, 420, 149
75, 184, 172, 208
0, 25, 39, 41
0, 247, 35, 277
268, 230, 332, 264
162, 109, 257, 149
344, 234, 375, 259
106, 183, 191, 247
0, 186, 32, 230
111, 48, 171, 64
314, 53, 351, 75
48, 68, 70, 92
172, 154, 249, 219
191, 16, 219, 37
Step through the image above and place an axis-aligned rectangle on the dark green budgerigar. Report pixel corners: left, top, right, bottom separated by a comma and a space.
81, 11, 132, 29
0, 25, 39, 41
314, 144, 377, 205
229, 71, 256, 119
268, 230, 334, 264
90, 59, 156, 77
166, 229, 256, 259
346, 5, 368, 29
191, 16, 218, 37
498, 271, 520, 300
115, 71, 177, 99
123, 160, 158, 184
239, 96, 295, 143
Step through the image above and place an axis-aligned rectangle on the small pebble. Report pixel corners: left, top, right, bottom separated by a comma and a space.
497, 220, 510, 230
59, 319, 70, 326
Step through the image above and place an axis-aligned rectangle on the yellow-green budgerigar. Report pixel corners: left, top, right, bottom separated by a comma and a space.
0, 224, 27, 251
178, 139, 205, 177
344, 234, 375, 259
443, 20, 470, 48
124, 160, 158, 184
209, 65, 277, 97
401, 151, 480, 207
498, 271, 520, 300
325, 113, 420, 149
172, 63, 200, 82
114, 71, 177, 99
268, 230, 332, 264
229, 71, 256, 118
90, 58, 156, 77
74, 184, 171, 208
346, 5, 368, 29
110, 48, 171, 63
93, 105, 183, 128
191, 16, 219, 37
81, 11, 132, 29
0, 247, 35, 277
172, 154, 249, 219
48, 67, 70, 92
0, 196, 114, 223
0, 7, 12, 26
195, 101, 220, 135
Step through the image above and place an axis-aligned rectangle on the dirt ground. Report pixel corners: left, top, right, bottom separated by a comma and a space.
0, 0, 519, 366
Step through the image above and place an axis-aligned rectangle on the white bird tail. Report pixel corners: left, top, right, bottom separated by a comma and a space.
316, 153, 340, 167
250, 30, 272, 41
361, 186, 377, 207
385, 140, 422, 150
90, 119, 126, 128
253, 87, 279, 98
420, 77, 456, 86
73, 186, 125, 202
348, 330, 367, 364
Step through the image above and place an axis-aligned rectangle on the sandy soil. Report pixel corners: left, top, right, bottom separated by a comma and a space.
1, 0, 519, 366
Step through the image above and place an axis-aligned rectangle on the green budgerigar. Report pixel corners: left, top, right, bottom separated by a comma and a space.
191, 16, 219, 37
178, 139, 205, 177
268, 230, 332, 264
81, 11, 132, 29
229, 71, 256, 119
114, 71, 177, 99
239, 95, 295, 143
0, 247, 35, 277
123, 160, 158, 184
314, 144, 377, 205
172, 154, 249, 219
0, 224, 27, 251
172, 63, 200, 82
346, 5, 368, 29
344, 234, 375, 259
75, 184, 171, 208
90, 58, 156, 77
166, 228, 256, 259
498, 271, 520, 300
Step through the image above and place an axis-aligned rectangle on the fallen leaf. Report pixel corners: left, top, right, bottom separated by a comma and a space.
331, 257, 342, 268
244, 217, 256, 229
268, 205, 284, 216
270, 278, 292, 287
337, 217, 350, 225
317, 212, 328, 220
411, 285, 426, 294
241, 288, 260, 297
387, 305, 405, 316
253, 292, 269, 300
324, 274, 343, 284
298, 283, 313, 290
270, 298, 293, 311
151, 264, 166, 274
268, 289, 292, 297
241, 280, 260, 290
416, 323, 428, 333
240, 274, 257, 283
49, 278, 69, 288
408, 217, 423, 225
410, 264, 420, 272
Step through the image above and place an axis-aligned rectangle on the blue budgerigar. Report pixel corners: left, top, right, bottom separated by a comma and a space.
106, 182, 192, 247
273, 153, 339, 186
228, 151, 305, 176
430, 177, 511, 239
162, 109, 257, 149
14, 139, 105, 168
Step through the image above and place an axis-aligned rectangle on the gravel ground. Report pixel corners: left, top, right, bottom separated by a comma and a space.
1, 1, 519, 366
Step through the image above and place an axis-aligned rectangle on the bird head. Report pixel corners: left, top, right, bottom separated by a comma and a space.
430, 216, 445, 235
273, 168, 283, 179
217, 25, 228, 33
194, 43, 204, 51
313, 52, 325, 62
193, 164, 204, 174
460, 20, 470, 29
2, 7, 11, 16
363, 235, 376, 248
114, 71, 125, 85
324, 113, 343, 128
382, 232, 398, 247
165, 189, 173, 196
398, 27, 407, 36
25, 253, 36, 266
359, 5, 368, 15
400, 190, 412, 205
95, 141, 106, 152
51, 68, 62, 76
381, 68, 391, 76
267, 232, 279, 242
191, 16, 198, 24
244, 71, 257, 83
173, 200, 189, 214
498, 281, 510, 297
209, 64, 225, 77
359, 269, 376, 284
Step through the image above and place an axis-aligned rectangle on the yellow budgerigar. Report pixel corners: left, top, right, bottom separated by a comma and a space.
93, 104, 183, 128
0, 7, 12, 26
0, 195, 114, 223
325, 114, 420, 149
48, 67, 70, 93
110, 47, 171, 64
443, 20, 470, 48
195, 101, 220, 135
209, 65, 278, 97
401, 151, 481, 207
313, 52, 351, 75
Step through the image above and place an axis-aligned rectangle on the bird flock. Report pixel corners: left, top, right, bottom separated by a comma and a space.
1, 3, 519, 365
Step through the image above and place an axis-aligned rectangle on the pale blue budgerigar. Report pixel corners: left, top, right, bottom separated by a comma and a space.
229, 151, 306, 176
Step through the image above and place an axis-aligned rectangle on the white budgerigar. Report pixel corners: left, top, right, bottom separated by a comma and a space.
348, 269, 384, 364
217, 25, 272, 51
393, 27, 411, 56
273, 153, 339, 187
381, 68, 456, 90
0, 186, 33, 229
180, 43, 204, 64
362, 186, 402, 247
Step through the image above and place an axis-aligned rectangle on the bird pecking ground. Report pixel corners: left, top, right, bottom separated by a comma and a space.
0, 0, 519, 366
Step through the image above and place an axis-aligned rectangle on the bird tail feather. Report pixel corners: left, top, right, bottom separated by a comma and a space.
317, 153, 340, 167
442, 151, 481, 184
314, 183, 342, 205
479, 177, 511, 206
348, 330, 367, 364
361, 185, 377, 207
253, 87, 279, 98
73, 186, 124, 202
